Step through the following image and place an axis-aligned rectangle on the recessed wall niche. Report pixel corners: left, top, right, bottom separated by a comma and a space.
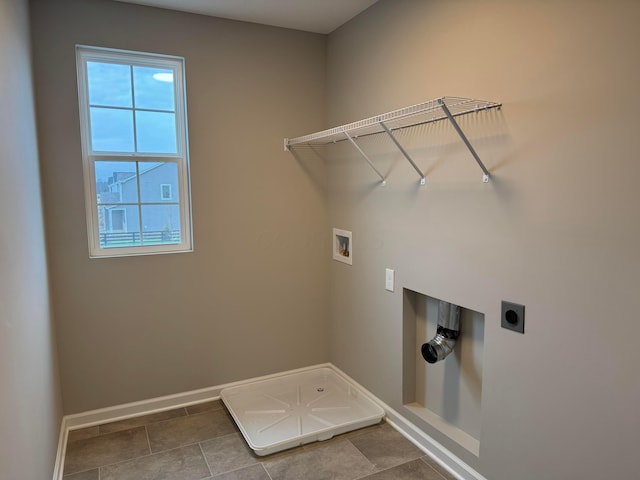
402, 289, 484, 455
332, 228, 352, 265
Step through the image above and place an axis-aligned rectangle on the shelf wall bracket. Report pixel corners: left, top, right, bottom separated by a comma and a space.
342, 131, 387, 185
379, 121, 426, 186
438, 99, 491, 183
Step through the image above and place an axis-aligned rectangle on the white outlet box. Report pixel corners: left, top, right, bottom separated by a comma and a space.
385, 268, 395, 292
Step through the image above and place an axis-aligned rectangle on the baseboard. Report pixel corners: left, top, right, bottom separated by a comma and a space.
51, 416, 68, 480
53, 362, 486, 480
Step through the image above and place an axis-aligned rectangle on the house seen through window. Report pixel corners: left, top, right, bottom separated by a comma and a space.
76, 46, 193, 257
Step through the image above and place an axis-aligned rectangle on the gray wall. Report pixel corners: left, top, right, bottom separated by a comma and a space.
326, 1, 640, 479
0, 0, 63, 478
30, 0, 329, 414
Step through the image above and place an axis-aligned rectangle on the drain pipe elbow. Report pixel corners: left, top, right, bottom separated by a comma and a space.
421, 300, 460, 364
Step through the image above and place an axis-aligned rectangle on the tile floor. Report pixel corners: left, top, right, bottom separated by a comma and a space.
63, 400, 456, 480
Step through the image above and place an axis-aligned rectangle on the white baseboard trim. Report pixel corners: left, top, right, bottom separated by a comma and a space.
53, 362, 486, 480
51, 416, 68, 480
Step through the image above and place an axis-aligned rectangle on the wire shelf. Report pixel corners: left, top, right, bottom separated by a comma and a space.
284, 96, 501, 184
285, 96, 501, 148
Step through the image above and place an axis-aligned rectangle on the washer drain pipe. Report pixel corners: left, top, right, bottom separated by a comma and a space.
421, 300, 460, 364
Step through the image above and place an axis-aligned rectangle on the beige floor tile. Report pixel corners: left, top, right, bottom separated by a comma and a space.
211, 463, 270, 480
358, 459, 444, 480
100, 444, 210, 480
420, 456, 457, 479
200, 432, 259, 476
62, 469, 98, 480
62, 400, 452, 480
349, 423, 424, 470
63, 426, 150, 475
99, 408, 187, 434
147, 409, 237, 452
67, 426, 100, 444
262, 439, 376, 480
186, 399, 224, 415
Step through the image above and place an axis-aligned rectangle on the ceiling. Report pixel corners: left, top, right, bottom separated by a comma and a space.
114, 0, 380, 34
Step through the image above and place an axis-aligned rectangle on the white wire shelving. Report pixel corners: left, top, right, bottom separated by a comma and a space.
284, 96, 501, 185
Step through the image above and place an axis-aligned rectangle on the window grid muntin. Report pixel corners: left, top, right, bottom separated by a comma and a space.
89, 105, 175, 114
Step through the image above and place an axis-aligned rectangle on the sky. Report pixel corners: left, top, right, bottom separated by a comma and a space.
87, 61, 178, 154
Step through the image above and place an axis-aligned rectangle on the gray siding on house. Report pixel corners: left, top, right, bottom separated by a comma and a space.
114, 162, 181, 235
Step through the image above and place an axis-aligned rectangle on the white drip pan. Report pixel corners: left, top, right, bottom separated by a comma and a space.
220, 367, 385, 456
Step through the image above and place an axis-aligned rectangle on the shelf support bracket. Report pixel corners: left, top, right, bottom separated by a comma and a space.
343, 131, 386, 185
439, 99, 490, 182
380, 121, 425, 186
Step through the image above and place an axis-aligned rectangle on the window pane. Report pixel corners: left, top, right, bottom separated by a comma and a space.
87, 62, 132, 108
95, 161, 138, 204
98, 205, 141, 248
161, 184, 172, 200
133, 66, 175, 111
90, 107, 134, 152
138, 162, 178, 203
141, 205, 181, 245
136, 111, 177, 153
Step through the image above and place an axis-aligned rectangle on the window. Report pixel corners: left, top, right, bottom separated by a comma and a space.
160, 183, 172, 200
109, 208, 127, 232
76, 46, 193, 257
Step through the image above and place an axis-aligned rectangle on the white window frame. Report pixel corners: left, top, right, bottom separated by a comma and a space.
76, 45, 193, 258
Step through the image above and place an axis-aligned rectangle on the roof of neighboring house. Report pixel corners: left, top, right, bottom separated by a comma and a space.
120, 162, 168, 185
110, 171, 136, 183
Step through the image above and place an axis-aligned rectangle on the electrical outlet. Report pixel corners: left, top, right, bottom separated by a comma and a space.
385, 268, 394, 292
501, 300, 525, 334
